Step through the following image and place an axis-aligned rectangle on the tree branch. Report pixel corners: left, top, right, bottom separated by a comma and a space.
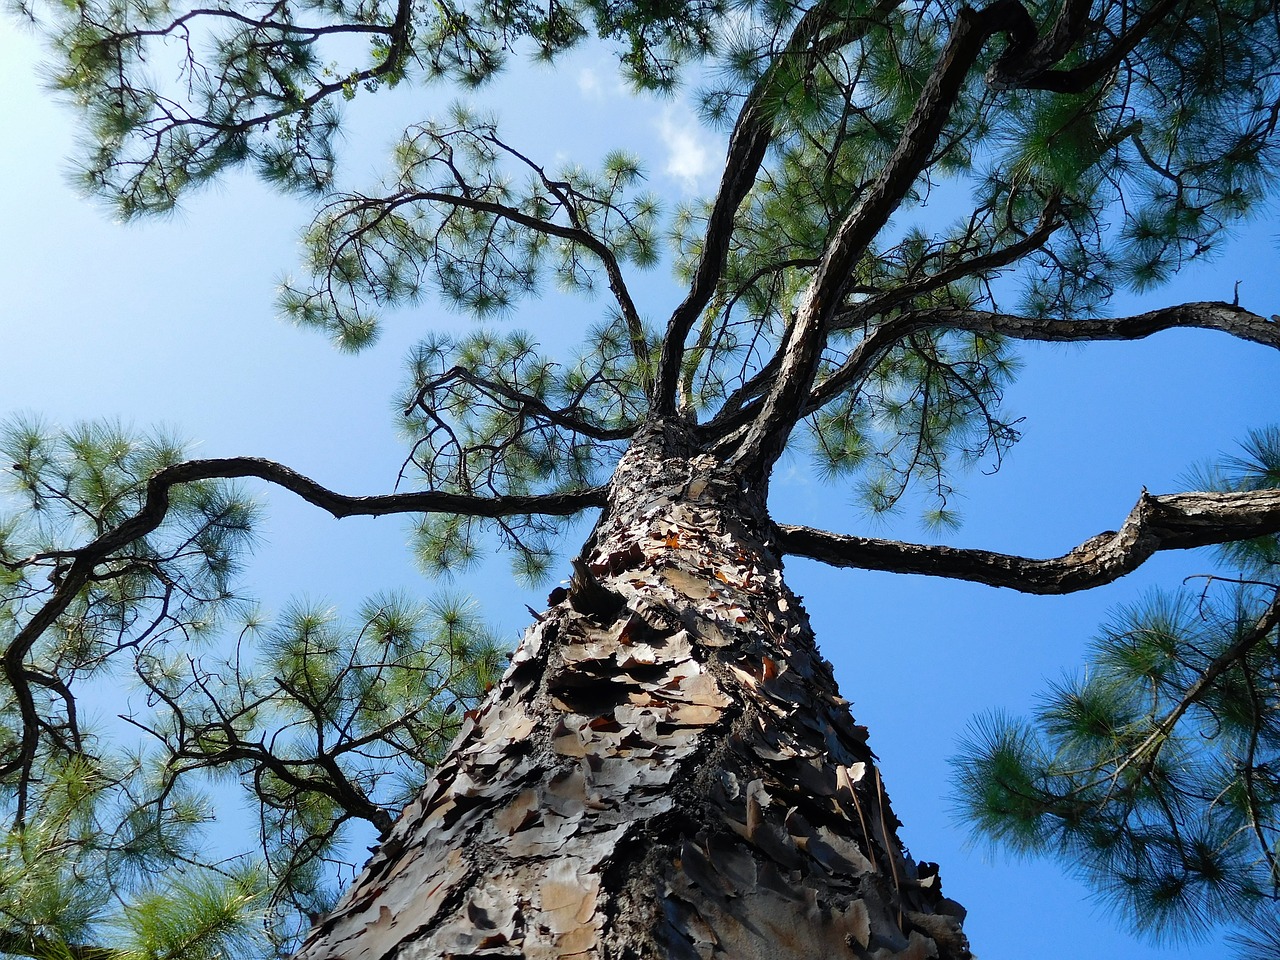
406, 365, 634, 442
729, 0, 1036, 475
1, 457, 604, 825
479, 136, 652, 387
988, 0, 1183, 92
776, 488, 1280, 594
807, 301, 1279, 418
841, 198, 1064, 325
701, 198, 1063, 447
341, 184, 644, 329
1091, 588, 1280, 796
652, 0, 905, 414
101, 0, 414, 140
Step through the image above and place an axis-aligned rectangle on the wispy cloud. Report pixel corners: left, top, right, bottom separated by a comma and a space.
577, 67, 604, 101
656, 105, 714, 190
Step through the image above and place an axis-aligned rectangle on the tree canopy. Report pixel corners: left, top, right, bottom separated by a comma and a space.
2, 0, 1280, 957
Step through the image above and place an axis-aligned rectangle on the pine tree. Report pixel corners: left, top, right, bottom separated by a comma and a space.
4, 1, 1280, 957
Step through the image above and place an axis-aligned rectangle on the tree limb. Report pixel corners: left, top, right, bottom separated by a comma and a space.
1090, 588, 1280, 795
1, 458, 604, 825
702, 198, 1063, 447
729, 0, 1037, 475
652, 0, 905, 414
776, 488, 1280, 594
406, 364, 634, 442
988, 0, 1183, 92
97, 0, 413, 140
808, 301, 1279, 417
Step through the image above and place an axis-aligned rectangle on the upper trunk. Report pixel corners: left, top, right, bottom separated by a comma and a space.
293, 419, 970, 959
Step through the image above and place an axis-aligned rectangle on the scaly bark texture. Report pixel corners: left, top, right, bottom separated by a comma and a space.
294, 420, 969, 959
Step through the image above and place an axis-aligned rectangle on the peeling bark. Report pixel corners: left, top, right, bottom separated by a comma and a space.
293, 421, 969, 960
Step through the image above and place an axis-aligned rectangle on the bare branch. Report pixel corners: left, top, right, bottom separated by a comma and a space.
92, 5, 401, 43
842, 198, 1064, 324
413, 186, 647, 361
406, 365, 634, 442
777, 488, 1280, 594
480, 136, 651, 385
94, 0, 413, 144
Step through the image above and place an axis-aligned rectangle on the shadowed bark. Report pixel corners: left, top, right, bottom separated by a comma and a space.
292, 421, 970, 960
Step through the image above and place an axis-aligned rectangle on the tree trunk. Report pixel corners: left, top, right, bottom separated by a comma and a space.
293, 420, 971, 960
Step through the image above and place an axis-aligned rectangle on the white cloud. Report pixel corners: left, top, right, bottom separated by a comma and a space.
577, 67, 603, 100
656, 106, 713, 189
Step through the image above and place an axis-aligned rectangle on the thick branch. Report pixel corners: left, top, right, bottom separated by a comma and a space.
1, 458, 604, 824
652, 0, 904, 414
702, 199, 1062, 446
729, 0, 1034, 475
777, 488, 1280, 595
989, 0, 1183, 92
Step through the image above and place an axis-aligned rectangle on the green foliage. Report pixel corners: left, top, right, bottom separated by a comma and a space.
0, 420, 506, 958
280, 107, 661, 349
19, 0, 735, 217
24, 0, 1278, 531
112, 866, 270, 960
1187, 425, 1280, 577
818, 326, 1022, 524
955, 431, 1280, 952
12, 1, 1280, 955
0, 416, 256, 677
393, 325, 637, 579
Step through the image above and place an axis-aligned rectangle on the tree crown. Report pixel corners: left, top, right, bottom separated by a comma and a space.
4, 0, 1280, 956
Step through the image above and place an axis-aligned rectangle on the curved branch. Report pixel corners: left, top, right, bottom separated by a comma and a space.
701, 199, 1063, 447
1, 458, 604, 824
776, 488, 1280, 595
838, 198, 1064, 327
806, 301, 1279, 418
407, 365, 635, 442
341, 180, 649, 379
480, 137, 651, 385
97, 6, 401, 43
989, 0, 1183, 92
109, 0, 413, 139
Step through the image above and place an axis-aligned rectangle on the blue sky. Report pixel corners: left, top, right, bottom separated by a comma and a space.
2, 16, 1279, 958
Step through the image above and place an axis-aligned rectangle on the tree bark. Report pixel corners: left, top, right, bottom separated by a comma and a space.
293, 420, 970, 960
